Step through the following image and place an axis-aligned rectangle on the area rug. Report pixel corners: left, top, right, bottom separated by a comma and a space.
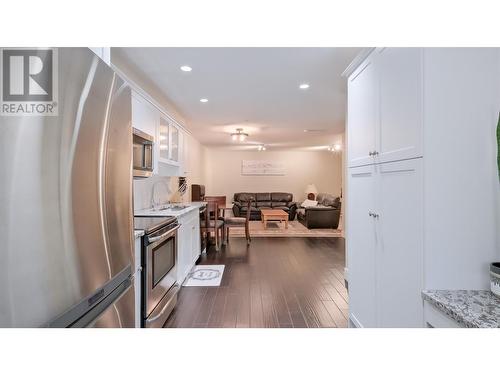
228, 220, 343, 238
183, 265, 225, 287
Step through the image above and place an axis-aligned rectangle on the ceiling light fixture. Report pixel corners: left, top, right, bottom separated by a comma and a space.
200, 98, 208, 103
180, 65, 192, 72
328, 144, 342, 152
231, 128, 249, 142
299, 83, 310, 90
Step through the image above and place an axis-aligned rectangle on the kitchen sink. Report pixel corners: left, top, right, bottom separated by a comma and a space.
169, 207, 187, 211
156, 205, 189, 211
153, 204, 190, 212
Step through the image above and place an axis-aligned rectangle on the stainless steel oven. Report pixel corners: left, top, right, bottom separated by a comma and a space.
135, 216, 180, 328
133, 128, 154, 178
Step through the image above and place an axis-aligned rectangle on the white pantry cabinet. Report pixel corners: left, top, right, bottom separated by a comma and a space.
176, 209, 201, 284
375, 158, 423, 327
346, 164, 378, 328
347, 159, 423, 328
346, 48, 500, 328
347, 48, 423, 167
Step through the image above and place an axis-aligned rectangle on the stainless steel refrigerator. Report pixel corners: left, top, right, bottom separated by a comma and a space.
0, 48, 136, 327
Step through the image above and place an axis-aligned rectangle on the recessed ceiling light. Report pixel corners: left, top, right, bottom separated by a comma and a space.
180, 65, 192, 72
299, 83, 310, 89
200, 98, 208, 103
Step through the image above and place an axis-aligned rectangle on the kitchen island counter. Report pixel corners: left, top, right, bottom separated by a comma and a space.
422, 290, 500, 328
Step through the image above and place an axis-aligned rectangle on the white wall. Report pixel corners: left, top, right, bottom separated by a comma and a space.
204, 148, 342, 204
423, 48, 500, 289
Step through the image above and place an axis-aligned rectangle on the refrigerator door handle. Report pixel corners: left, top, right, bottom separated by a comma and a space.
45, 265, 132, 327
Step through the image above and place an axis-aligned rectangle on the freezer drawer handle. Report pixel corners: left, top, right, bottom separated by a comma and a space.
146, 285, 179, 325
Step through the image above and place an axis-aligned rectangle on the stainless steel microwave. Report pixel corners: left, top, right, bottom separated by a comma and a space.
133, 128, 154, 178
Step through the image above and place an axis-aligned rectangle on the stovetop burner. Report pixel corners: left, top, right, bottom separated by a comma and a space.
134, 215, 177, 234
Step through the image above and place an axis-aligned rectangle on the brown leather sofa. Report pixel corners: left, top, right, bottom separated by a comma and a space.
297, 193, 341, 229
232, 192, 298, 221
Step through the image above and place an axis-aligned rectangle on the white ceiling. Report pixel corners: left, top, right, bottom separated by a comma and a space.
114, 47, 362, 150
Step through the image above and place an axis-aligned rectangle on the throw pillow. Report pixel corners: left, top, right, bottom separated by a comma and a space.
301, 199, 318, 208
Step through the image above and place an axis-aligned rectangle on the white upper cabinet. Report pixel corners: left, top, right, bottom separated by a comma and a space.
132, 92, 158, 139
377, 48, 423, 163
157, 116, 181, 167
131, 92, 160, 174
132, 89, 190, 176
347, 58, 377, 167
158, 117, 170, 160
347, 48, 423, 167
170, 125, 180, 163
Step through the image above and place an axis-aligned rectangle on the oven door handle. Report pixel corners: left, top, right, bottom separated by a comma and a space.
148, 224, 181, 244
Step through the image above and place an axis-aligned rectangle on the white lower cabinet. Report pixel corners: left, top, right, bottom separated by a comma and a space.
347, 158, 423, 327
423, 301, 460, 328
177, 210, 201, 284
376, 158, 423, 327
346, 164, 378, 328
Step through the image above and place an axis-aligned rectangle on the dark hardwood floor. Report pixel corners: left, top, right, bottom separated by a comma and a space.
165, 237, 348, 328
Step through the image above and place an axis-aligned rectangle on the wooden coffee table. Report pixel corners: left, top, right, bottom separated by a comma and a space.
261, 209, 289, 229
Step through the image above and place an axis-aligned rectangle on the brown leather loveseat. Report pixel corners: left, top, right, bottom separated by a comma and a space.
232, 192, 298, 221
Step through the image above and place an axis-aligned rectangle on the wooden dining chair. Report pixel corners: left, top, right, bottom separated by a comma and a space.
205, 195, 227, 220
200, 201, 225, 251
224, 200, 252, 245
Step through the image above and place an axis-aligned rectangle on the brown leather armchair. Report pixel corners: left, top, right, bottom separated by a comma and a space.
297, 193, 341, 229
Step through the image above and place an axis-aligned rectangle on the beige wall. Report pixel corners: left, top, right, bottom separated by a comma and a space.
204, 148, 342, 204
184, 133, 207, 202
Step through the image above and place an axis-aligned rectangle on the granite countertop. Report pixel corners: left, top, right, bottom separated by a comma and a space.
134, 230, 144, 239
134, 201, 207, 218
422, 290, 500, 328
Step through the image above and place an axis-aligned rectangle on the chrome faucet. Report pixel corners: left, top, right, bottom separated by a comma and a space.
151, 181, 167, 210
